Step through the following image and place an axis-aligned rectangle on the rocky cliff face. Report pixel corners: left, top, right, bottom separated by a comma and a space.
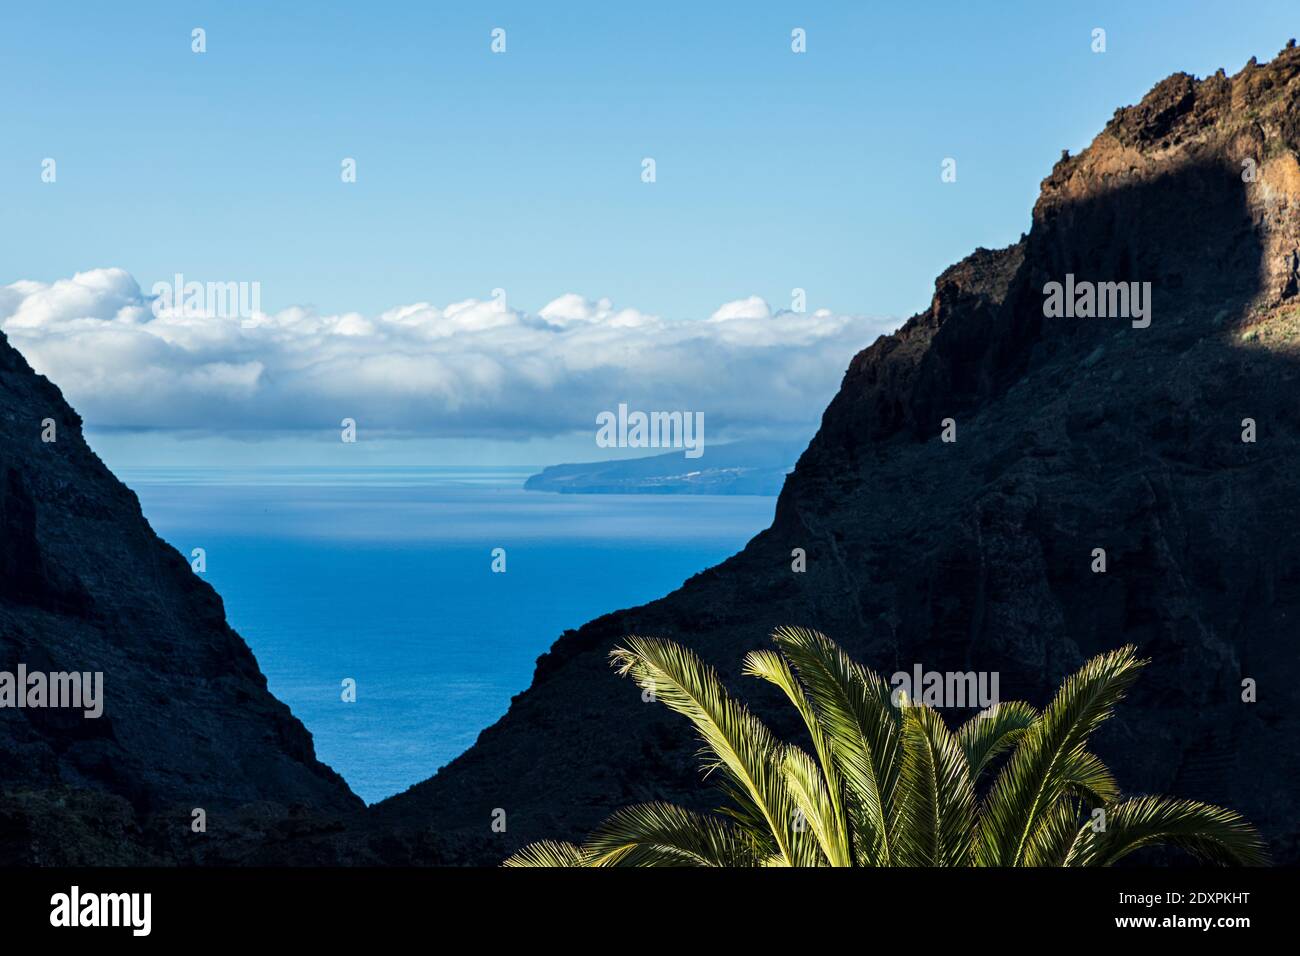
6, 46, 1300, 869
0, 332, 363, 864
376, 45, 1300, 865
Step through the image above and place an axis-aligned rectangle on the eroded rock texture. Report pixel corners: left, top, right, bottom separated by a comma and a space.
379, 46, 1300, 865
7, 45, 1300, 868
0, 330, 361, 864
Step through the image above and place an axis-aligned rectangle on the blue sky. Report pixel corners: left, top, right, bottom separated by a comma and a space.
2, 1, 1298, 466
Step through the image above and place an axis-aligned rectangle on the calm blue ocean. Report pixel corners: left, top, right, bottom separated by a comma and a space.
120, 467, 775, 804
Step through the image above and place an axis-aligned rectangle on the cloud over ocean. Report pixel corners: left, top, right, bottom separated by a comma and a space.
2, 269, 895, 440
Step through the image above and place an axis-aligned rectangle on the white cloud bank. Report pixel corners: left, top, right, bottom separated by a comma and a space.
0, 269, 897, 440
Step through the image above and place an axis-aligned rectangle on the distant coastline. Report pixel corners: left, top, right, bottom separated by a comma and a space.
523, 440, 802, 495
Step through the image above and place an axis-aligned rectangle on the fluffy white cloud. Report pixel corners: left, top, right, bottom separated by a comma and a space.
1, 269, 896, 439
708, 295, 771, 322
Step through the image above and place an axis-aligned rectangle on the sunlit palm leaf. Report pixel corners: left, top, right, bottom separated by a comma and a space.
502, 840, 593, 868
1058, 749, 1119, 806
745, 648, 852, 866
610, 637, 799, 865
509, 634, 1272, 869
957, 701, 1037, 782
895, 703, 976, 866
1020, 796, 1088, 867
780, 745, 844, 866
1065, 796, 1269, 867
1010, 750, 1117, 866
769, 626, 902, 865
977, 646, 1144, 866
584, 802, 761, 867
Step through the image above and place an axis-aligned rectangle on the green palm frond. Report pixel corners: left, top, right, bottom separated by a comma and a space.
744, 648, 852, 866
977, 646, 1144, 866
584, 802, 761, 867
994, 753, 1117, 867
506, 634, 1269, 869
1057, 749, 1119, 806
502, 840, 593, 868
1019, 796, 1088, 867
957, 700, 1037, 782
780, 745, 845, 866
895, 703, 977, 866
1065, 796, 1269, 867
610, 637, 799, 865
769, 626, 902, 865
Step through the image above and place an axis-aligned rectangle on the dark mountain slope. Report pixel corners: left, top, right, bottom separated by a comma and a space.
376, 46, 1300, 865
0, 330, 362, 864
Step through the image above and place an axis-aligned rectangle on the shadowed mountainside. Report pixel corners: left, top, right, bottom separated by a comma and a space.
371, 45, 1300, 865
5, 45, 1300, 868
0, 338, 363, 864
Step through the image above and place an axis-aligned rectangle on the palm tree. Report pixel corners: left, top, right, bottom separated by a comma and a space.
504, 626, 1267, 867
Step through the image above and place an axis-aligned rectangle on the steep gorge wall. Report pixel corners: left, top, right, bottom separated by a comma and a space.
383, 46, 1300, 865
0, 328, 362, 864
